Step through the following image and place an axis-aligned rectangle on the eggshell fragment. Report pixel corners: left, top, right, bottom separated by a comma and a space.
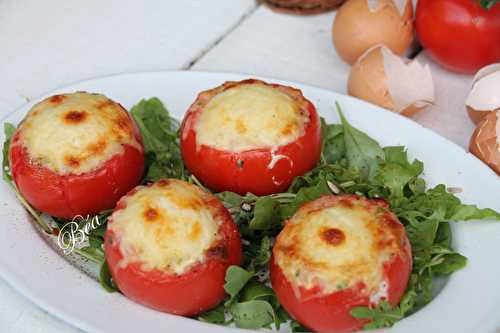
332, 0, 414, 65
469, 111, 500, 175
466, 63, 500, 125
348, 45, 434, 116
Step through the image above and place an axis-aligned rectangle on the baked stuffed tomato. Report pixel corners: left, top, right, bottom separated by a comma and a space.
104, 179, 242, 316
9, 92, 144, 219
180, 79, 321, 196
270, 195, 412, 333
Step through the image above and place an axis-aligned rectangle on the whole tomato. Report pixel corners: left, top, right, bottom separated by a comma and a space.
416, 0, 500, 73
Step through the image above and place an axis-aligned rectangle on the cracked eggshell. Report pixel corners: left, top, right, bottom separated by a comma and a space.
466, 63, 500, 125
347, 45, 434, 116
332, 0, 414, 65
469, 111, 500, 175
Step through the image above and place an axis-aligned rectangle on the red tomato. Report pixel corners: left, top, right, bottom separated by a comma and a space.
104, 180, 242, 316
270, 195, 412, 332
416, 0, 500, 74
180, 79, 322, 196
9, 93, 145, 219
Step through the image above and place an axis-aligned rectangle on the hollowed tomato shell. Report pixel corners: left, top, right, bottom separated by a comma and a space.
270, 195, 412, 332
9, 109, 145, 219
104, 184, 242, 316
180, 79, 322, 196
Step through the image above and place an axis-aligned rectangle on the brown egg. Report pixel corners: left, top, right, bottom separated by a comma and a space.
332, 0, 414, 65
264, 0, 345, 14
466, 63, 500, 125
469, 111, 500, 175
347, 45, 434, 116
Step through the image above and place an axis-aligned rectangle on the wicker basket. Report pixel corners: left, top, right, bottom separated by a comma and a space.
263, 0, 346, 14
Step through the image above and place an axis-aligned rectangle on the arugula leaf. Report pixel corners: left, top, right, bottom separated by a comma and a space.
432, 253, 467, 275
99, 260, 119, 293
281, 179, 331, 219
435, 222, 452, 248
229, 300, 275, 329
224, 266, 254, 305
249, 197, 281, 230
247, 236, 273, 272
479, 0, 499, 9
351, 286, 417, 330
198, 304, 227, 324
73, 246, 104, 264
377, 147, 423, 197
406, 218, 440, 269
448, 204, 500, 221
131, 98, 185, 182
2, 123, 15, 183
217, 191, 247, 209
240, 280, 276, 303
336, 102, 384, 181
320, 118, 345, 164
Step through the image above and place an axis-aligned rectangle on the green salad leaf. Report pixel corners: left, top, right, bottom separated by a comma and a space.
351, 285, 417, 330
198, 304, 227, 324
249, 197, 281, 231
337, 102, 384, 181
99, 260, 119, 293
131, 98, 185, 182
479, 0, 499, 9
229, 300, 276, 329
320, 119, 345, 164
377, 146, 423, 197
224, 266, 254, 306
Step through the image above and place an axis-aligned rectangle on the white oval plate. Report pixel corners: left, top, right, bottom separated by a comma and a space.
0, 71, 499, 333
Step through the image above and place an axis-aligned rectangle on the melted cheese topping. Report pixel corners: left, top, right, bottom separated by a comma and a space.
195, 83, 309, 152
109, 179, 222, 274
16, 92, 141, 175
274, 196, 405, 296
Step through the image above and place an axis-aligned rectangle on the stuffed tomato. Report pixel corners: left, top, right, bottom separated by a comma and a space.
9, 92, 144, 219
104, 179, 242, 316
270, 195, 412, 333
180, 79, 321, 196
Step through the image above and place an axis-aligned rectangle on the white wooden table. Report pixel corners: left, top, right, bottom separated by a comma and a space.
0, 1, 480, 332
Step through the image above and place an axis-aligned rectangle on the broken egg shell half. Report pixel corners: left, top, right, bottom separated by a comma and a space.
466, 63, 500, 125
347, 45, 435, 116
469, 110, 500, 175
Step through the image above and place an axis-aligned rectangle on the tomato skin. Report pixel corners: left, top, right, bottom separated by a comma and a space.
270, 195, 413, 333
270, 254, 411, 332
9, 111, 145, 219
416, 0, 500, 74
180, 79, 322, 196
104, 186, 242, 316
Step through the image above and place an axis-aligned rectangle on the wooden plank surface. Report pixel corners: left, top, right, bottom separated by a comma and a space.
0, 0, 257, 113
193, 6, 351, 93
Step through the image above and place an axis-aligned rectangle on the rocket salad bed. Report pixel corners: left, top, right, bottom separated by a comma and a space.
3, 97, 499, 331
